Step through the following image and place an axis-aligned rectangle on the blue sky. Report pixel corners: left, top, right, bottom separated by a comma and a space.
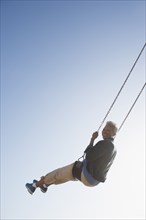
1, 0, 145, 219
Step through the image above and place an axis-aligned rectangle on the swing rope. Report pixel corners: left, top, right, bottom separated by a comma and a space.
97, 42, 146, 132
78, 82, 145, 161
118, 82, 146, 131
78, 43, 146, 161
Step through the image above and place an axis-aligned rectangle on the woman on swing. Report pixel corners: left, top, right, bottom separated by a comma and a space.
25, 121, 118, 194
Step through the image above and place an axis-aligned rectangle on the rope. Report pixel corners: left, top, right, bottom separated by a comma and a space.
78, 81, 145, 161
118, 82, 146, 131
78, 83, 145, 161
78, 43, 146, 160
97, 42, 146, 132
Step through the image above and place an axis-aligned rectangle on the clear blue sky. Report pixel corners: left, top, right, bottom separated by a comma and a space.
1, 1, 145, 219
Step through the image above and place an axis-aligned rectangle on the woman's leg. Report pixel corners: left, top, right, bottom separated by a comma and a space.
36, 163, 76, 187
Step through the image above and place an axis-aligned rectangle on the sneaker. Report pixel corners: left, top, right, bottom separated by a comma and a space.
33, 179, 48, 193
25, 183, 36, 194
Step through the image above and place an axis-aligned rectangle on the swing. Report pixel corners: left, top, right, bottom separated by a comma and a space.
73, 43, 146, 185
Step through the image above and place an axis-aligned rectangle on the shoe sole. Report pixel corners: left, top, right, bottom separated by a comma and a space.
25, 185, 33, 194
40, 188, 47, 193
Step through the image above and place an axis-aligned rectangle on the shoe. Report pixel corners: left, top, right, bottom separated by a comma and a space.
33, 179, 48, 193
25, 183, 36, 194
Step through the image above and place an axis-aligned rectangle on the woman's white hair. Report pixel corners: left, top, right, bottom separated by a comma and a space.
106, 121, 118, 135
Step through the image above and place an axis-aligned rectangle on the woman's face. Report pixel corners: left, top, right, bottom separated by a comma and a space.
102, 125, 115, 139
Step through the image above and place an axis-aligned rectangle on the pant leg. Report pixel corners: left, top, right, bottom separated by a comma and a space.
80, 172, 94, 187
44, 163, 77, 185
